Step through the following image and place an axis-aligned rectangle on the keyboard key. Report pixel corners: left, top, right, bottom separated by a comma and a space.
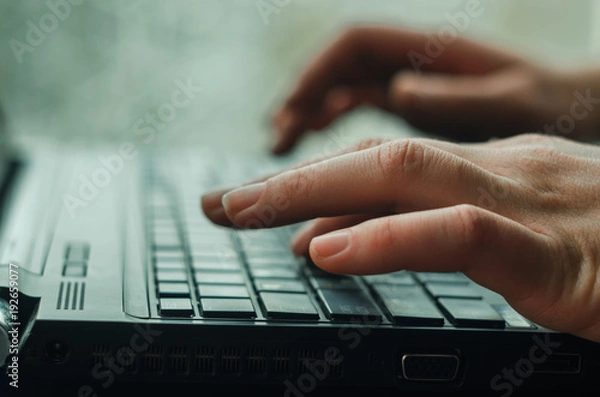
188, 234, 232, 247
200, 298, 255, 318
153, 232, 182, 249
191, 258, 241, 272
159, 298, 194, 317
304, 262, 335, 278
260, 292, 319, 320
317, 289, 381, 321
438, 298, 505, 328
425, 283, 481, 299
362, 272, 415, 286
195, 271, 245, 285
310, 277, 360, 290
415, 272, 468, 284
492, 304, 534, 329
255, 280, 306, 293
156, 269, 188, 282
158, 282, 190, 297
243, 247, 296, 259
154, 251, 185, 262
245, 256, 298, 268
250, 268, 298, 279
373, 285, 444, 326
190, 247, 238, 259
198, 285, 250, 298
154, 259, 186, 271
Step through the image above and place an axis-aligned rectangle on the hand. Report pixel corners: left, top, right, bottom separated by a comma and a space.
202, 133, 600, 342
271, 26, 600, 153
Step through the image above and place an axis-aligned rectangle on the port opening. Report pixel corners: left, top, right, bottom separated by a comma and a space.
400, 353, 460, 382
45, 340, 71, 364
533, 353, 581, 374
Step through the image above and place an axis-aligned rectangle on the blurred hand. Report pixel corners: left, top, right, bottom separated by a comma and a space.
271, 26, 600, 153
202, 133, 600, 342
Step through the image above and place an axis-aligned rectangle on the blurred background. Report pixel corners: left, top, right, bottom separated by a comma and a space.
1, 0, 599, 158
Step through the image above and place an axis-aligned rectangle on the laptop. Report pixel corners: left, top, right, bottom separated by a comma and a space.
1, 108, 600, 396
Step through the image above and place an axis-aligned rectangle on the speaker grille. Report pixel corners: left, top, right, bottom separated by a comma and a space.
90, 344, 111, 369
272, 348, 290, 376
221, 346, 241, 374
246, 347, 267, 375
194, 346, 215, 374
84, 343, 342, 379
168, 346, 189, 374
143, 345, 164, 373
56, 281, 85, 310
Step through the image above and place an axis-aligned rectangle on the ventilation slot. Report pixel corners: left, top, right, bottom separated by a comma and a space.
220, 346, 241, 374
272, 348, 291, 376
117, 346, 138, 374
143, 345, 164, 373
329, 357, 343, 378
56, 281, 86, 310
90, 344, 111, 369
194, 346, 215, 374
298, 348, 319, 374
168, 346, 189, 374
246, 347, 267, 375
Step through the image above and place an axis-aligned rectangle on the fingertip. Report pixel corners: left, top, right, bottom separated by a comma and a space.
309, 230, 351, 273
200, 188, 234, 227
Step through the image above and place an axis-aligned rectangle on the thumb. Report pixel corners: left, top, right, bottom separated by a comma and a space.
388, 71, 534, 139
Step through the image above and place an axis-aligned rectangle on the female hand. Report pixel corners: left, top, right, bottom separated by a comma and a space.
202, 133, 600, 342
271, 26, 600, 153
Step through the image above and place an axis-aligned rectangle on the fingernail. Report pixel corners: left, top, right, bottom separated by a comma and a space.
201, 189, 235, 226
222, 182, 266, 216
311, 231, 350, 259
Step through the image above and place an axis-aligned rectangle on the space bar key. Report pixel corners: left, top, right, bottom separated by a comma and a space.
260, 292, 319, 320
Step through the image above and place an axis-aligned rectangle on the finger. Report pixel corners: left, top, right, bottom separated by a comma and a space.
307, 84, 388, 131
202, 137, 391, 224
221, 140, 504, 228
202, 137, 486, 226
272, 26, 521, 152
291, 213, 387, 255
271, 84, 388, 153
309, 205, 554, 303
389, 70, 537, 140
201, 187, 235, 227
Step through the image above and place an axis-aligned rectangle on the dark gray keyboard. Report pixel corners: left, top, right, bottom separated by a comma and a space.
144, 160, 534, 330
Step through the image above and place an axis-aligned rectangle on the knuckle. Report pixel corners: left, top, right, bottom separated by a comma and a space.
374, 139, 426, 181
372, 217, 397, 252
452, 204, 493, 252
514, 132, 554, 147
267, 169, 309, 206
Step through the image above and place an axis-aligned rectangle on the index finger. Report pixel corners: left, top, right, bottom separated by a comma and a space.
221, 140, 501, 228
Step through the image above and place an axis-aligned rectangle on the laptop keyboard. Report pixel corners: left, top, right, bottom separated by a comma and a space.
143, 157, 534, 330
